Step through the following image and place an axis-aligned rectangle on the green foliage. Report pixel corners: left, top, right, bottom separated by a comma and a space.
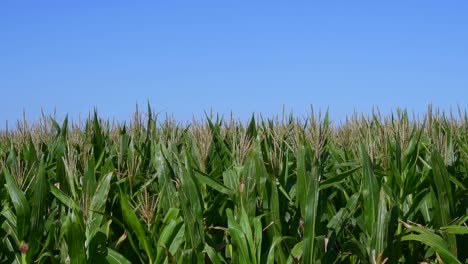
0, 106, 467, 263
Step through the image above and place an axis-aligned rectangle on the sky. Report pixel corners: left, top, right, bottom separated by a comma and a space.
1, 1, 467, 127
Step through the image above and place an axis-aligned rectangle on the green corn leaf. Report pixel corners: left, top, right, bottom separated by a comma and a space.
63, 211, 86, 264
154, 208, 183, 264
226, 208, 253, 263
296, 141, 309, 220
327, 193, 360, 231
238, 207, 255, 259
401, 223, 461, 264
106, 248, 132, 264
156, 144, 178, 211
92, 110, 105, 162
168, 222, 186, 257
3, 168, 30, 242
229, 225, 250, 263
361, 143, 380, 235
203, 243, 226, 264
119, 190, 154, 262
286, 241, 303, 264
371, 187, 388, 262
401, 129, 420, 172
29, 160, 47, 234
297, 141, 321, 263
320, 165, 361, 189
241, 147, 262, 217
252, 215, 263, 262
87, 172, 113, 243
28, 160, 48, 260
246, 114, 257, 140
50, 184, 81, 212
24, 136, 38, 168
194, 169, 233, 196
6, 144, 18, 167
431, 147, 457, 256
178, 150, 205, 257
440, 225, 468, 235
267, 236, 291, 264
1, 206, 20, 254
431, 148, 454, 226
154, 220, 180, 263
223, 168, 240, 198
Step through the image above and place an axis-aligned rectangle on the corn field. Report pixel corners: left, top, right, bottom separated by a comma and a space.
0, 106, 467, 263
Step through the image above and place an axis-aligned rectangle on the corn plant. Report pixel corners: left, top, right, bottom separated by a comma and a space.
0, 105, 467, 263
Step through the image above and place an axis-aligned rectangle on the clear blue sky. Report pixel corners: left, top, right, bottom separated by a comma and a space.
1, 1, 467, 126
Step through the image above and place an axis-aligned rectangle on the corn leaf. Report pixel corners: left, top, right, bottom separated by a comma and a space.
4, 168, 30, 242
